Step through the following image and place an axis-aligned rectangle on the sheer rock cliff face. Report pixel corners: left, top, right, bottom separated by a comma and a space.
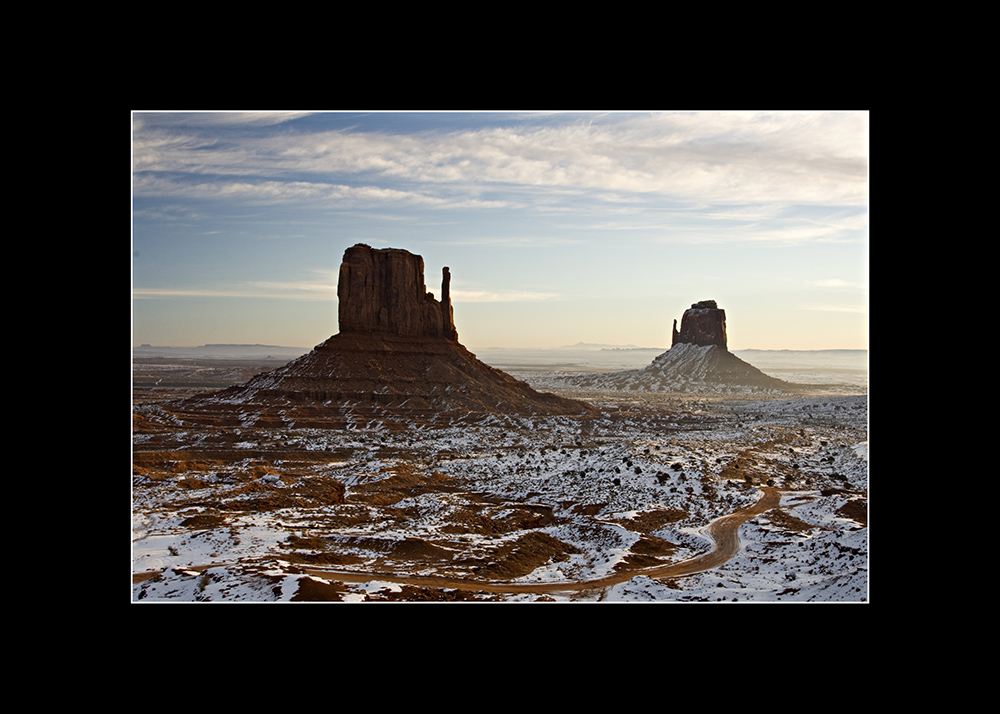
176, 243, 593, 426
338, 244, 457, 340
671, 300, 728, 348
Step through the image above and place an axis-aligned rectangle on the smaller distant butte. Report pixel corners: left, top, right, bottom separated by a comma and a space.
563, 299, 797, 395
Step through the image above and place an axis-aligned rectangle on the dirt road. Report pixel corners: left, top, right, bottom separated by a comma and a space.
303, 487, 782, 597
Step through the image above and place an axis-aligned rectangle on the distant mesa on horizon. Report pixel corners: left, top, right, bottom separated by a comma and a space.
133, 343, 311, 359
563, 342, 660, 351
474, 342, 662, 352
135, 343, 307, 350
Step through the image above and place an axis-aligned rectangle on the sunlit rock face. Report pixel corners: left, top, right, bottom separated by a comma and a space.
671, 300, 728, 349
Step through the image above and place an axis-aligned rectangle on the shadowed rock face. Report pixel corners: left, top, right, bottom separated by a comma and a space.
671, 300, 728, 348
338, 244, 457, 340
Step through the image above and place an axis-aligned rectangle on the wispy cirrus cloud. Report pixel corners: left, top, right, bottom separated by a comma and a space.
133, 268, 339, 301
133, 111, 868, 211
799, 303, 867, 313
132, 285, 336, 300
133, 284, 557, 303
132, 263, 558, 303
451, 289, 558, 302
132, 111, 312, 132
283, 113, 866, 206
131, 173, 514, 211
808, 278, 867, 289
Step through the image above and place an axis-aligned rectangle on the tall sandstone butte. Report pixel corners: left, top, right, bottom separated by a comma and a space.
672, 300, 728, 348
338, 244, 457, 340
176, 242, 594, 426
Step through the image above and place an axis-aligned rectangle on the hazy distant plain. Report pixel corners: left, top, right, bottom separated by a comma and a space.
133, 343, 867, 392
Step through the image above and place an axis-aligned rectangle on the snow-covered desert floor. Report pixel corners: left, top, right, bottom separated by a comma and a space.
132, 353, 868, 604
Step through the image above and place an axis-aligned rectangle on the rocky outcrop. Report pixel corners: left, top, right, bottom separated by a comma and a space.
672, 300, 727, 348
558, 342, 796, 394
338, 244, 457, 340
175, 244, 593, 427
555, 299, 796, 395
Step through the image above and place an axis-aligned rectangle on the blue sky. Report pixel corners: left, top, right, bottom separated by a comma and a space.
132, 111, 868, 351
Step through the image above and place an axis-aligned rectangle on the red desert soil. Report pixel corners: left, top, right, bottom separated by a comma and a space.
292, 487, 781, 597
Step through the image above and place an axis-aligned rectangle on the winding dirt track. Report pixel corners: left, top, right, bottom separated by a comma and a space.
303, 487, 782, 597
